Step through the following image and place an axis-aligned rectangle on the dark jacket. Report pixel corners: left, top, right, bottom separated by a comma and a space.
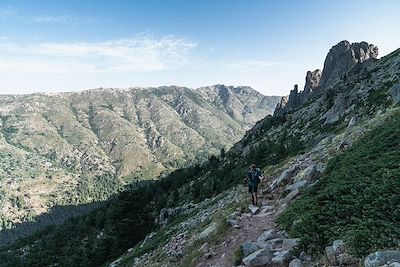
247, 168, 262, 186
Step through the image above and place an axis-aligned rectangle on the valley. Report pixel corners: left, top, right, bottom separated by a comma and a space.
0, 85, 280, 244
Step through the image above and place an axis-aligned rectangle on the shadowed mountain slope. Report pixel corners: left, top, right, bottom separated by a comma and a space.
0, 85, 280, 239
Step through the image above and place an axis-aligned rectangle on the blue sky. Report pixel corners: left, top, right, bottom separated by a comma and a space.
0, 0, 399, 95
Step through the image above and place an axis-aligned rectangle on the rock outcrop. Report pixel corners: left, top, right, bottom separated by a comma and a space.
304, 69, 322, 94
319, 40, 378, 89
365, 251, 400, 267
391, 83, 400, 103
275, 40, 379, 115
274, 96, 289, 116
325, 240, 360, 266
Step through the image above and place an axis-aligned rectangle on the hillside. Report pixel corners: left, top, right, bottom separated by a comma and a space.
278, 112, 400, 257
0, 85, 280, 244
1, 40, 399, 267
117, 41, 399, 267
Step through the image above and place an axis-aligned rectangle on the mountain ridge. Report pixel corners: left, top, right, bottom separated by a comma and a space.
0, 84, 280, 243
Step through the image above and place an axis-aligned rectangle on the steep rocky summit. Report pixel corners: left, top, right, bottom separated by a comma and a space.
275, 40, 379, 115
319, 40, 378, 88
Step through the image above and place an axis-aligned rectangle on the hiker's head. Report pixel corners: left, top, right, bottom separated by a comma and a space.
250, 164, 256, 170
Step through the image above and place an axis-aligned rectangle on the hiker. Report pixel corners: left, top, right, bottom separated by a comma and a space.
244, 164, 263, 206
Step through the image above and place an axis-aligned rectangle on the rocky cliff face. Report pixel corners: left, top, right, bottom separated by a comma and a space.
275, 40, 379, 115
304, 69, 322, 93
197, 85, 281, 127
319, 40, 378, 89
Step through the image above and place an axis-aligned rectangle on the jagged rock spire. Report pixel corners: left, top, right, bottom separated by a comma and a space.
304, 69, 322, 93
274, 40, 379, 116
319, 40, 378, 88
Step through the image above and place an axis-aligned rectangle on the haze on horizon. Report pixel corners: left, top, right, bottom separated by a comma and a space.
0, 0, 399, 96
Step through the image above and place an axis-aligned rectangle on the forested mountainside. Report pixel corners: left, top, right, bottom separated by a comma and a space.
0, 85, 280, 245
1, 41, 399, 267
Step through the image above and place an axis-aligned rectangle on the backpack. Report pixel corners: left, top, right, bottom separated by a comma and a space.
248, 168, 261, 186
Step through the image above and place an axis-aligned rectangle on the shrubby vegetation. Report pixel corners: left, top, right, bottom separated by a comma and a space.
278, 113, 400, 256
0, 171, 122, 246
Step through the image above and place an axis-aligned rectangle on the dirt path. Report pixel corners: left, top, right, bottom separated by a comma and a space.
196, 192, 281, 267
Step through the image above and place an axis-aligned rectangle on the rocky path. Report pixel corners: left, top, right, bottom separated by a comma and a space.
196, 190, 282, 267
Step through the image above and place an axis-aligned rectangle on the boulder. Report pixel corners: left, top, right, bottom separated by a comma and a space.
284, 180, 309, 195
299, 251, 312, 262
391, 84, 400, 103
289, 258, 304, 267
271, 250, 293, 267
281, 189, 300, 204
256, 242, 274, 250
109, 258, 122, 267
264, 238, 283, 250
242, 241, 259, 257
365, 251, 400, 267
231, 210, 242, 218
271, 165, 299, 189
259, 205, 274, 214
325, 245, 338, 265
276, 203, 288, 217
293, 165, 317, 182
140, 232, 156, 248
204, 252, 212, 259
227, 219, 239, 228
337, 253, 359, 265
199, 242, 209, 253
257, 229, 281, 244
348, 116, 358, 128
196, 223, 217, 240
242, 248, 274, 266
282, 238, 300, 252
321, 93, 348, 124
249, 205, 260, 214
332, 239, 346, 255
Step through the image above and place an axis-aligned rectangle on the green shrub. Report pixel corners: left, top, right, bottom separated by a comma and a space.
234, 246, 244, 266
278, 113, 400, 257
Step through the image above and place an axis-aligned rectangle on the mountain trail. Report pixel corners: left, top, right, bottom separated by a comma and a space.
196, 181, 282, 267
